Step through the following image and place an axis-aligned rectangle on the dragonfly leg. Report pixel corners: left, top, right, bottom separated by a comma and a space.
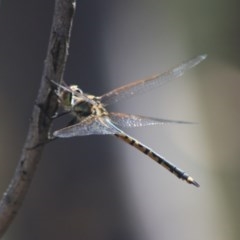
115, 133, 199, 187
51, 110, 71, 119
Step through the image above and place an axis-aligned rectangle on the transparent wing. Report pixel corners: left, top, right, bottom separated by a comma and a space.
109, 112, 195, 128
100, 54, 207, 106
53, 116, 120, 138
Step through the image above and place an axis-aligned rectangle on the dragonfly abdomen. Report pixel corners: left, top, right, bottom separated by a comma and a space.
115, 133, 199, 187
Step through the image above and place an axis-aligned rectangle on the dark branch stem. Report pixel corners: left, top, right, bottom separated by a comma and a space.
0, 0, 76, 237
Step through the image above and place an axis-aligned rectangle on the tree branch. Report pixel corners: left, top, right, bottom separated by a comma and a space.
0, 0, 76, 237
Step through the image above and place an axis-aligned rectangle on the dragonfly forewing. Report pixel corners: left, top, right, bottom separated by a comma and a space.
100, 54, 207, 105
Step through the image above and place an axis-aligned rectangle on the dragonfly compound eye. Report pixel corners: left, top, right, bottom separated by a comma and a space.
61, 91, 73, 107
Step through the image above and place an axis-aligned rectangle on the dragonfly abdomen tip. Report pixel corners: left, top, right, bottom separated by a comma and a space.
187, 176, 200, 187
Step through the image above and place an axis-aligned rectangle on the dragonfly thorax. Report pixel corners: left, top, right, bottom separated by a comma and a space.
72, 98, 108, 119
72, 100, 93, 117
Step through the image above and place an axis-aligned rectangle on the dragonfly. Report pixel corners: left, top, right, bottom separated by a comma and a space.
52, 54, 207, 187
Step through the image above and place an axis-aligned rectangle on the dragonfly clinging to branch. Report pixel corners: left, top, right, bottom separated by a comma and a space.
52, 54, 207, 187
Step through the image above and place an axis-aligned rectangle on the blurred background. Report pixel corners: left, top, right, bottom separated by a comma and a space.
0, 0, 240, 239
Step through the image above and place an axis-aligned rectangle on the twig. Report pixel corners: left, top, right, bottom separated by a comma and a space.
0, 0, 76, 237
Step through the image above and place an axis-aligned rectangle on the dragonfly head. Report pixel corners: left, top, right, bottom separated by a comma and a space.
60, 86, 96, 118
51, 80, 84, 109
51, 80, 104, 118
